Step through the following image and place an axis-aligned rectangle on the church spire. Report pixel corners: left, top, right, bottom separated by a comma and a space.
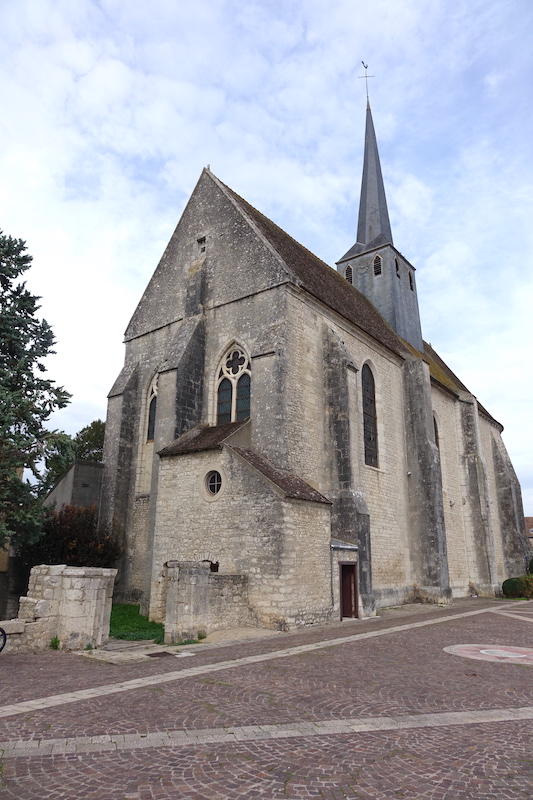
336, 100, 424, 352
356, 103, 393, 247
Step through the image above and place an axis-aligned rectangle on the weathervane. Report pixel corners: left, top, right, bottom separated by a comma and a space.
359, 61, 374, 103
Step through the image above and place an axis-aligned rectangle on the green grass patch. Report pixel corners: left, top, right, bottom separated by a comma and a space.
110, 604, 165, 644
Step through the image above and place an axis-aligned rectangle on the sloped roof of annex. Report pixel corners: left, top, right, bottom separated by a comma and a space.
158, 421, 330, 505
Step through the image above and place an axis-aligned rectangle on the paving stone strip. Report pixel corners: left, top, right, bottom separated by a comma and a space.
0, 604, 516, 720
2, 705, 533, 757
490, 609, 533, 623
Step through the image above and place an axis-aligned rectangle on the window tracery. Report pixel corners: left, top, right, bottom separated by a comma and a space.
216, 347, 251, 424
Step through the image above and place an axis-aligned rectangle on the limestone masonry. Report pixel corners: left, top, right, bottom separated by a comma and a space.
97, 102, 528, 640
1, 565, 116, 653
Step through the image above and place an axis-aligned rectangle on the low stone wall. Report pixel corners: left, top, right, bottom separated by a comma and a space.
164, 561, 253, 643
0, 564, 117, 653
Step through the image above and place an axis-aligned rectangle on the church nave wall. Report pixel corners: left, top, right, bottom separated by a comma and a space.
430, 387, 471, 594
478, 417, 506, 582
282, 292, 328, 487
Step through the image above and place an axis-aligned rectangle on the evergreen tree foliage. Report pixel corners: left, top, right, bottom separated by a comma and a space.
0, 230, 70, 551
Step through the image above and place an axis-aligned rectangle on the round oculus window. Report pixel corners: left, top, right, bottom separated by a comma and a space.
206, 470, 222, 495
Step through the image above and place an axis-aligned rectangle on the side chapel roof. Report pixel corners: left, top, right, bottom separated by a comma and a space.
228, 446, 331, 504
158, 421, 246, 456
158, 422, 330, 504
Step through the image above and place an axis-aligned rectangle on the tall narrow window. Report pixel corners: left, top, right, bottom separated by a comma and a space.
362, 364, 378, 467
217, 378, 232, 424
409, 272, 414, 291
345, 265, 353, 284
395, 258, 401, 279
373, 255, 382, 276
216, 346, 251, 424
146, 379, 158, 441
236, 373, 251, 420
433, 416, 440, 451
138, 375, 158, 494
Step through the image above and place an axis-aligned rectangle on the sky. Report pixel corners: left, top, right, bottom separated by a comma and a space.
1, 0, 532, 513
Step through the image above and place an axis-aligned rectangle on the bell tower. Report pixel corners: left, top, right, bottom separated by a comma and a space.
337, 102, 424, 352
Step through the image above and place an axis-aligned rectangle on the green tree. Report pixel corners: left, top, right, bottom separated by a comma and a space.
74, 419, 105, 461
37, 432, 77, 497
37, 419, 105, 496
0, 230, 70, 551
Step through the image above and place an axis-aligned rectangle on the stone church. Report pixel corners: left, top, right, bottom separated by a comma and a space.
100, 103, 528, 641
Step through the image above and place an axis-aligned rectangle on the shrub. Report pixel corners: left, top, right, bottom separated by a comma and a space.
502, 575, 533, 599
21, 504, 122, 569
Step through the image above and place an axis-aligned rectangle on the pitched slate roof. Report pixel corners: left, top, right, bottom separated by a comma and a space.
228, 446, 331, 504
395, 340, 500, 427
422, 342, 500, 425
158, 421, 247, 456
213, 175, 407, 359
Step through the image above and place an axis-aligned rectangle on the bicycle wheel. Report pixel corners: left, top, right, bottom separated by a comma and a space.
0, 628, 6, 653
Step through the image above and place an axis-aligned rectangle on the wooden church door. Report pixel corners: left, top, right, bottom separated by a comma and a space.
340, 563, 358, 619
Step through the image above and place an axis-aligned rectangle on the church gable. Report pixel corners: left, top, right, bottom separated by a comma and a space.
125, 169, 293, 342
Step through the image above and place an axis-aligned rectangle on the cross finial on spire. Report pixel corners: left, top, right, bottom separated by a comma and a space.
359, 62, 374, 107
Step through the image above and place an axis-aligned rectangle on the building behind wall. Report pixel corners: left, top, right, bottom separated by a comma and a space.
100, 102, 529, 639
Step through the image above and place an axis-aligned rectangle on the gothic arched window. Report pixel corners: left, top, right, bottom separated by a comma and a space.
373, 255, 382, 276
345, 265, 353, 284
146, 379, 158, 441
362, 364, 378, 467
433, 416, 440, 451
216, 347, 251, 424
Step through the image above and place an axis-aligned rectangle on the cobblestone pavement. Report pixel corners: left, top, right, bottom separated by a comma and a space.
1, 598, 533, 799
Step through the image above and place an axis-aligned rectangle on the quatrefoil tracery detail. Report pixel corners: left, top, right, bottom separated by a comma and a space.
219, 348, 249, 380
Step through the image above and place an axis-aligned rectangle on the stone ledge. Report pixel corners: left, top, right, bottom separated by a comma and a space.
0, 619, 26, 634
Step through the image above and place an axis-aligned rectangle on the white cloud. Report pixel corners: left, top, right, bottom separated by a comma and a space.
0, 0, 532, 513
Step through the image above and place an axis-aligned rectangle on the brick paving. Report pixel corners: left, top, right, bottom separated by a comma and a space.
1, 598, 533, 799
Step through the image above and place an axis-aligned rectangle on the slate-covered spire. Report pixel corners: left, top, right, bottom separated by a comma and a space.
356, 102, 393, 248
336, 101, 424, 352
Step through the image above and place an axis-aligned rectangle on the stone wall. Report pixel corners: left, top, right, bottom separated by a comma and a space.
163, 561, 253, 642
43, 461, 104, 510
150, 446, 335, 630
0, 564, 117, 653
